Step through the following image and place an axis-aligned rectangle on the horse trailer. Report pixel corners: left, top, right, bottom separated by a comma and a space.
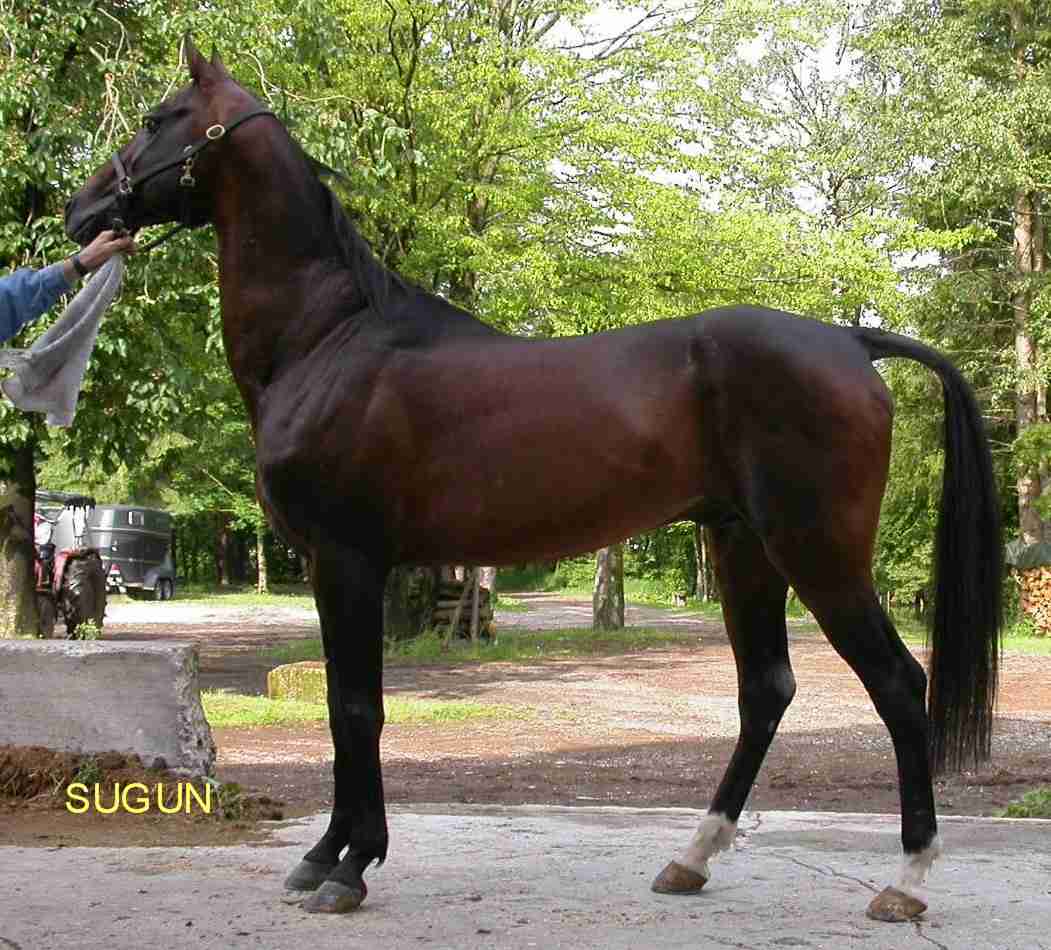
50, 504, 176, 599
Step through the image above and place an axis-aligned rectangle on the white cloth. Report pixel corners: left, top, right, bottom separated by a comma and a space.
0, 254, 124, 427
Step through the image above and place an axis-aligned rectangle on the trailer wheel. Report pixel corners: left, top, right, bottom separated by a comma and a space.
62, 552, 107, 638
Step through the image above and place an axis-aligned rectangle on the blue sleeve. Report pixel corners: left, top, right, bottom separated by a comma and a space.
0, 263, 73, 344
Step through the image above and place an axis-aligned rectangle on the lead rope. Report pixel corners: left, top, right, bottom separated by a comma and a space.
128, 223, 187, 253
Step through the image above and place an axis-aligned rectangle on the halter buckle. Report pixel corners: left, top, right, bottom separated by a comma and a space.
118, 178, 133, 196
206, 124, 226, 140
180, 155, 196, 188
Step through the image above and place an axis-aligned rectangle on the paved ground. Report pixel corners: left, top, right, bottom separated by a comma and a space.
2, 806, 1050, 950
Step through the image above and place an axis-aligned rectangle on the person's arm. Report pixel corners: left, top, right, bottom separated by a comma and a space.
62, 229, 135, 284
0, 230, 135, 345
0, 264, 73, 344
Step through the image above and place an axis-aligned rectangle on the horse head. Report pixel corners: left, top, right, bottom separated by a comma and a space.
65, 37, 269, 245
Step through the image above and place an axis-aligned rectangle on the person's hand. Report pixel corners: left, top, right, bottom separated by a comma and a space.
76, 229, 136, 272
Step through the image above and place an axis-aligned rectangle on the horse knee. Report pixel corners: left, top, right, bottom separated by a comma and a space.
328, 693, 385, 739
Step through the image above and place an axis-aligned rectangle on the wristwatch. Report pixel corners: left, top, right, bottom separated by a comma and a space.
71, 255, 89, 278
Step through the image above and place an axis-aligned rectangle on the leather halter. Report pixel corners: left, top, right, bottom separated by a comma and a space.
100, 107, 275, 251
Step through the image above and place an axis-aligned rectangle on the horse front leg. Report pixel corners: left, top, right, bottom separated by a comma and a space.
284, 548, 390, 914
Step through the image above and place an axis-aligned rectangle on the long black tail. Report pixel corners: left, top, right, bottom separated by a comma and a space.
854, 327, 1003, 773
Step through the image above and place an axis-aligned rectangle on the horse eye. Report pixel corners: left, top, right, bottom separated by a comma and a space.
143, 117, 159, 134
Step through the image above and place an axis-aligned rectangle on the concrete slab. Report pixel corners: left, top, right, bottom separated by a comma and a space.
1, 806, 1049, 949
0, 640, 215, 774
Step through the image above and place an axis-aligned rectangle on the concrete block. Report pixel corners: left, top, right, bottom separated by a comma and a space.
267, 661, 326, 703
0, 640, 215, 775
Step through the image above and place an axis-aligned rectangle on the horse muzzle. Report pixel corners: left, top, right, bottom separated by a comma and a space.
64, 190, 130, 246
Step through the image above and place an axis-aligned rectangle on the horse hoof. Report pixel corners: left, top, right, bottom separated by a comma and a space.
866, 886, 927, 922
284, 859, 337, 892
302, 879, 367, 914
651, 861, 708, 894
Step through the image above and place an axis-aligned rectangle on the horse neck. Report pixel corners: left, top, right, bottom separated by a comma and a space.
211, 131, 346, 413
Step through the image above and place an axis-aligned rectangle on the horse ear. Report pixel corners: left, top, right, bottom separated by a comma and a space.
184, 34, 212, 84
210, 46, 232, 79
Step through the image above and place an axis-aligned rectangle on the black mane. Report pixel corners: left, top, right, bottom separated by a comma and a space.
308, 160, 406, 314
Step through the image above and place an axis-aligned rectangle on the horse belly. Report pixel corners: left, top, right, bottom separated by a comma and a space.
398, 390, 710, 564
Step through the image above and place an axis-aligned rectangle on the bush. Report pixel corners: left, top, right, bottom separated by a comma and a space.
1000, 788, 1051, 818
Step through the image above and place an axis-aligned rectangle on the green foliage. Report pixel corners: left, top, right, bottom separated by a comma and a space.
2, 0, 1038, 612
73, 619, 102, 640
854, 0, 1048, 543
1005, 613, 1039, 640
70, 756, 102, 789
1015, 424, 1051, 519
202, 777, 246, 820
1000, 788, 1051, 819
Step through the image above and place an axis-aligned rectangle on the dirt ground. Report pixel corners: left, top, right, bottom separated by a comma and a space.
4, 593, 1050, 847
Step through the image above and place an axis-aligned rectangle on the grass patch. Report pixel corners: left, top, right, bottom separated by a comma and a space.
265, 624, 697, 668
481, 625, 695, 659
172, 583, 315, 609
201, 689, 525, 727
894, 616, 1051, 655
999, 788, 1051, 818
493, 594, 530, 612
264, 639, 326, 665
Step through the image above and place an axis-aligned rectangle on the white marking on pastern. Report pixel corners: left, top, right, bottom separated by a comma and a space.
678, 812, 737, 879
896, 835, 942, 900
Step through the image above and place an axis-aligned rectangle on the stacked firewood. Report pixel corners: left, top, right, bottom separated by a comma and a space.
433, 577, 494, 640
1019, 566, 1051, 634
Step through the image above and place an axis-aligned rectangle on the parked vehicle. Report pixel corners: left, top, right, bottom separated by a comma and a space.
34, 491, 107, 638
46, 502, 176, 599
91, 505, 176, 599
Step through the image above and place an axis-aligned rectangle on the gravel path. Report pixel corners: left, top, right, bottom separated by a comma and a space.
105, 599, 318, 627
101, 590, 1051, 818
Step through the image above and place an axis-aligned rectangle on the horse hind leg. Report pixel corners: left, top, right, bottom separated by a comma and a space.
789, 579, 938, 922
653, 520, 794, 894
284, 547, 390, 914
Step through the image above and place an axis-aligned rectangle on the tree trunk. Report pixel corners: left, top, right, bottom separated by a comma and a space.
593, 544, 625, 630
233, 532, 249, 583
469, 568, 482, 643
0, 439, 38, 637
215, 512, 231, 586
1013, 189, 1050, 543
1011, 9, 1051, 545
384, 565, 439, 641
442, 567, 474, 647
692, 523, 707, 601
170, 524, 179, 582
256, 523, 269, 594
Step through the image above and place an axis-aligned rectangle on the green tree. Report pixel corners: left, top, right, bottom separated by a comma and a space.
855, 0, 1051, 545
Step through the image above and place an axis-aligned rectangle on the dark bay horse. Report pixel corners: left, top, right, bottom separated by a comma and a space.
65, 42, 1002, 924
